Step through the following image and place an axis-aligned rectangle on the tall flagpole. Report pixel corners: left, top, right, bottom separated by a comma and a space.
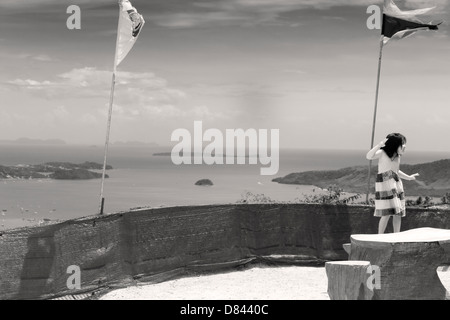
366, 37, 384, 204
99, 7, 122, 215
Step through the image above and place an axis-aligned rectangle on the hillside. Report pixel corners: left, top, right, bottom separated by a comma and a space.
272, 159, 450, 197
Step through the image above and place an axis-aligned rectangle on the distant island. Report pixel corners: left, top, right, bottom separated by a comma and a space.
153, 152, 172, 156
113, 141, 160, 147
153, 152, 252, 158
272, 159, 450, 197
0, 138, 66, 145
0, 162, 112, 180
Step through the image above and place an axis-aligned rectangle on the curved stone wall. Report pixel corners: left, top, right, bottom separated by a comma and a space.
0, 203, 449, 300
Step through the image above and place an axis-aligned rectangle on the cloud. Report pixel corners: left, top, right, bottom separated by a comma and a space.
404, 0, 448, 9
42, 105, 70, 124
6, 67, 189, 119
147, 0, 449, 29
150, 11, 252, 28
0, 0, 111, 9
186, 82, 284, 98
2, 105, 73, 133
424, 112, 450, 126
4, 67, 247, 130
191, 105, 230, 119
0, 52, 51, 61
282, 69, 307, 75
0, 110, 13, 127
3, 0, 445, 31
194, 0, 374, 11
32, 54, 53, 62
9, 66, 180, 96
2, 0, 446, 30
147, 0, 376, 28
8, 79, 53, 87
81, 113, 98, 125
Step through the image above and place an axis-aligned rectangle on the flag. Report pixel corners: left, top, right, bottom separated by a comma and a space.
114, 0, 145, 69
382, 0, 440, 44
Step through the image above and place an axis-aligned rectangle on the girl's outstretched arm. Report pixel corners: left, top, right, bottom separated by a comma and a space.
366, 138, 388, 160
398, 171, 419, 181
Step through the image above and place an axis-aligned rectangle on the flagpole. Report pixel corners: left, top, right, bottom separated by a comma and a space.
99, 72, 116, 214
366, 37, 384, 204
99, 8, 122, 215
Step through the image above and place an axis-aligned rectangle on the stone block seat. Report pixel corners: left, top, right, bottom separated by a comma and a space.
326, 227, 450, 300
325, 260, 374, 300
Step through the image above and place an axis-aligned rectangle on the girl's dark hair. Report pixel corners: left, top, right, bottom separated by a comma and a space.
381, 133, 407, 159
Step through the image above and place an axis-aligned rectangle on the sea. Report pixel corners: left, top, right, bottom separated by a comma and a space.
1, 144, 450, 231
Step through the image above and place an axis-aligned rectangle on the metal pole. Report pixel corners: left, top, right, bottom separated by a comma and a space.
99, 72, 116, 214
99, 7, 121, 214
366, 38, 384, 204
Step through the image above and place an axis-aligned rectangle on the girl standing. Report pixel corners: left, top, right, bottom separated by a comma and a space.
366, 133, 419, 233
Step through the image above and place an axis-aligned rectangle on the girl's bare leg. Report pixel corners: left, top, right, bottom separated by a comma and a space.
378, 216, 390, 234
392, 215, 401, 233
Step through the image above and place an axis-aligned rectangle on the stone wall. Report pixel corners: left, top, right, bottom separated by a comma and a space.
0, 203, 449, 300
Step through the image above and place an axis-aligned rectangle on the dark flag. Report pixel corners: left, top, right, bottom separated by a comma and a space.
382, 0, 441, 44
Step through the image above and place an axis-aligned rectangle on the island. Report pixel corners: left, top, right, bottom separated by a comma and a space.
0, 138, 66, 145
272, 159, 450, 197
0, 161, 112, 180
195, 179, 214, 186
153, 152, 172, 156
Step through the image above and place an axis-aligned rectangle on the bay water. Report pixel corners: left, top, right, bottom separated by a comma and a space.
1, 144, 449, 230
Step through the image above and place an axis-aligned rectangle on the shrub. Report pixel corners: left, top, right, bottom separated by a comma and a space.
237, 191, 275, 204
299, 185, 361, 205
441, 193, 450, 204
406, 195, 434, 207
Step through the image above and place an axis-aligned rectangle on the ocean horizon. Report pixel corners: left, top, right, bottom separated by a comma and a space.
1, 143, 450, 231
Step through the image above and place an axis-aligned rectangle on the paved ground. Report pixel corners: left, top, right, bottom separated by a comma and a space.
99, 265, 450, 300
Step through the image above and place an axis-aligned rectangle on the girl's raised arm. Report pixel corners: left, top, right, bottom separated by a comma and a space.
398, 171, 419, 181
366, 138, 388, 160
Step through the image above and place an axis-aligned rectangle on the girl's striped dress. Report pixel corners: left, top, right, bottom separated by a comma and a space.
374, 170, 405, 217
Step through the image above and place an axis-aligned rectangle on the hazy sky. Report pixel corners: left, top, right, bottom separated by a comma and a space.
1, 0, 449, 151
